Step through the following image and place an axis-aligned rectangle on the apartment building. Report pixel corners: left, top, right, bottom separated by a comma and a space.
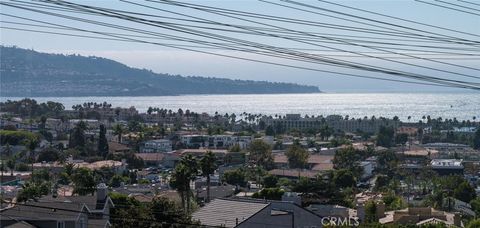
264, 114, 399, 133
181, 134, 253, 149
140, 139, 173, 153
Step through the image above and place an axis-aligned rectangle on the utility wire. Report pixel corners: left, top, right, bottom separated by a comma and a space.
416, 0, 480, 16
458, 0, 480, 8
0, 11, 459, 89
144, 0, 480, 81
1, 1, 478, 90
317, 0, 480, 40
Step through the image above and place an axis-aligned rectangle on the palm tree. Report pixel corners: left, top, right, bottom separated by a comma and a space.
6, 157, 15, 176
170, 163, 189, 212
200, 151, 217, 203
113, 124, 125, 143
171, 155, 198, 213
26, 138, 39, 178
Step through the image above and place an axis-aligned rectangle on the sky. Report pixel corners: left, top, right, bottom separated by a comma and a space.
1, 0, 480, 92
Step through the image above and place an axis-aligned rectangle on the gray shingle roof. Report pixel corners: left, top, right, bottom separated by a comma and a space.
42, 194, 106, 210
192, 198, 268, 228
4, 221, 36, 228
1, 201, 86, 221
88, 218, 111, 228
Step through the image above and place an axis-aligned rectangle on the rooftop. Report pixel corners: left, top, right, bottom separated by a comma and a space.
269, 169, 320, 179
192, 198, 269, 227
430, 159, 463, 168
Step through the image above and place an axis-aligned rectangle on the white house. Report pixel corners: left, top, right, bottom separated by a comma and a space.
140, 139, 173, 153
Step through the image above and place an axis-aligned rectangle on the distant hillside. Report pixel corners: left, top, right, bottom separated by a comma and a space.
0, 46, 320, 96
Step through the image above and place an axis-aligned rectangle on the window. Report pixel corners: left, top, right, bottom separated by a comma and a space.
79, 217, 86, 228
57, 221, 65, 228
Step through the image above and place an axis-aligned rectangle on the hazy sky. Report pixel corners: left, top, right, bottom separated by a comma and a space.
1, 0, 479, 92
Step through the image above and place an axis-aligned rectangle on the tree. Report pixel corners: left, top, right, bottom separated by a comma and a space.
262, 174, 278, 188
474, 128, 480, 150
229, 144, 241, 152
252, 188, 284, 200
454, 182, 476, 203
98, 124, 109, 157
470, 197, 480, 216
6, 158, 15, 176
376, 126, 394, 148
170, 163, 189, 213
71, 167, 96, 196
3, 143, 12, 157
285, 144, 309, 169
113, 124, 125, 143
58, 172, 70, 185
109, 192, 152, 227
222, 168, 246, 187
123, 152, 145, 169
17, 182, 50, 202
37, 147, 62, 162
151, 197, 194, 225
333, 146, 362, 178
200, 151, 217, 203
377, 150, 398, 175
319, 125, 333, 140
258, 120, 266, 130
467, 219, 480, 228
26, 138, 39, 176
171, 155, 198, 213
395, 133, 408, 145
364, 200, 377, 223
69, 121, 87, 150
333, 169, 356, 189
248, 140, 274, 169
265, 125, 275, 136
109, 174, 125, 188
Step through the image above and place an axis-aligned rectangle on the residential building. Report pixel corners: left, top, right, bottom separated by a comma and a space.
236, 200, 324, 228
193, 198, 324, 228
180, 134, 253, 149
360, 161, 375, 180
140, 139, 173, 153
108, 141, 131, 154
196, 185, 236, 203
264, 114, 399, 133
430, 159, 464, 175
307, 204, 357, 220
268, 169, 320, 179
273, 154, 334, 171
379, 207, 462, 227
1, 183, 114, 228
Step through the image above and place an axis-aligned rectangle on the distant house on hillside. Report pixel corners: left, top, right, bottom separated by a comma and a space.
140, 139, 173, 153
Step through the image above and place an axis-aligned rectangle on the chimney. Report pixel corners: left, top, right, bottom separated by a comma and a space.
453, 213, 461, 227
97, 183, 108, 202
376, 202, 386, 219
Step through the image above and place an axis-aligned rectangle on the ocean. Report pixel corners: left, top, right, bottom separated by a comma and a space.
2, 93, 479, 122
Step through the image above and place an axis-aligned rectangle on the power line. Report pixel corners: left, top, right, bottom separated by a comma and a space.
143, 0, 480, 82
6, 23, 480, 60
0, 11, 458, 89
316, 0, 480, 40
6, 0, 480, 88
458, 0, 480, 8
259, 0, 480, 75
435, 0, 480, 13
2, 0, 480, 90
416, 0, 480, 16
